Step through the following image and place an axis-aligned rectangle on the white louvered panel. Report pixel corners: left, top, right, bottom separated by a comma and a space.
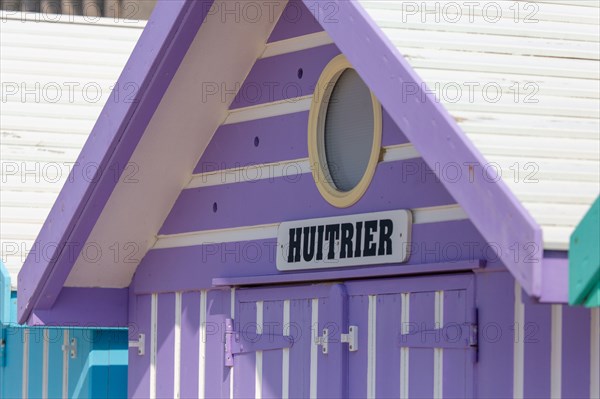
417, 69, 600, 99
2, 18, 145, 40
523, 203, 591, 228
0, 207, 51, 225
1, 115, 96, 134
2, 44, 135, 65
404, 48, 599, 80
438, 92, 599, 119
486, 156, 599, 183
1, 61, 130, 80
0, 16, 142, 287
0, 191, 61, 208
455, 112, 599, 140
1, 101, 105, 120
0, 223, 42, 241
363, 0, 600, 24
369, 9, 600, 42
2, 130, 89, 149
469, 136, 600, 161
505, 180, 600, 205
381, 28, 599, 59
360, 0, 600, 250
0, 175, 67, 193
2, 145, 89, 163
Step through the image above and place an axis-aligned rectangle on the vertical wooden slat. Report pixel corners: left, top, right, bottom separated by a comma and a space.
255, 301, 264, 399
513, 282, 525, 399
551, 305, 563, 399
22, 328, 29, 399
282, 299, 291, 399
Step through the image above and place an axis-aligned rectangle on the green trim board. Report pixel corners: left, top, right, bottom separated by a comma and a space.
569, 197, 600, 307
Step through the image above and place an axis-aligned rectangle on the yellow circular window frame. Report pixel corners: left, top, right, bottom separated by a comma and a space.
308, 55, 382, 208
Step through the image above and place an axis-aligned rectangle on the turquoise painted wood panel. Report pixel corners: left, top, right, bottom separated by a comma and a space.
570, 197, 600, 307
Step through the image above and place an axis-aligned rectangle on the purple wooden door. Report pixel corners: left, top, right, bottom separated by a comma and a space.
231, 274, 475, 398
232, 284, 347, 398
345, 274, 476, 399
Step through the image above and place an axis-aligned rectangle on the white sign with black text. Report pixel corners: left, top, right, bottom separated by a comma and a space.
276, 210, 412, 271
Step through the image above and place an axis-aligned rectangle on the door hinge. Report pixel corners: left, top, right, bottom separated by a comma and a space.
316, 325, 358, 354
341, 326, 358, 352
314, 328, 329, 354
129, 333, 145, 356
225, 318, 293, 367
62, 337, 77, 359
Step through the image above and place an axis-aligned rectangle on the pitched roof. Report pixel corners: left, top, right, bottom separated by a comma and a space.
17, 0, 577, 323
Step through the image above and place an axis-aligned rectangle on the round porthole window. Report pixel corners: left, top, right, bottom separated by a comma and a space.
308, 55, 382, 208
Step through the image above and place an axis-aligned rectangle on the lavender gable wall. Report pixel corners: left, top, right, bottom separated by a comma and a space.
268, 0, 323, 42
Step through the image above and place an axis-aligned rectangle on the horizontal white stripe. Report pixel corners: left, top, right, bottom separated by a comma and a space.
261, 31, 334, 59
154, 205, 466, 249
223, 96, 312, 125
187, 144, 420, 189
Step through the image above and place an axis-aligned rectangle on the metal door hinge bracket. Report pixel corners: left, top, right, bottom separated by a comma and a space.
129, 333, 145, 356
314, 328, 329, 354
62, 337, 77, 359
341, 326, 358, 352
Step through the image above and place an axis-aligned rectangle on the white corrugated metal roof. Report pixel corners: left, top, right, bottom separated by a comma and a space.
0, 13, 144, 287
359, 0, 600, 250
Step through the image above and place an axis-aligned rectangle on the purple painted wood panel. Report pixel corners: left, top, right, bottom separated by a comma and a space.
161, 159, 456, 235
374, 294, 402, 397
195, 112, 310, 173
317, 284, 348, 398
233, 300, 257, 398
261, 300, 284, 398
205, 289, 232, 399
523, 296, 551, 399
230, 45, 340, 109
562, 305, 591, 399
138, 220, 493, 294
129, 294, 151, 399
194, 109, 408, 174
347, 294, 369, 398
443, 289, 470, 399
29, 287, 128, 327
408, 291, 435, 399
180, 291, 200, 399
474, 271, 515, 399
288, 297, 313, 398
268, 0, 323, 42
156, 293, 175, 399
